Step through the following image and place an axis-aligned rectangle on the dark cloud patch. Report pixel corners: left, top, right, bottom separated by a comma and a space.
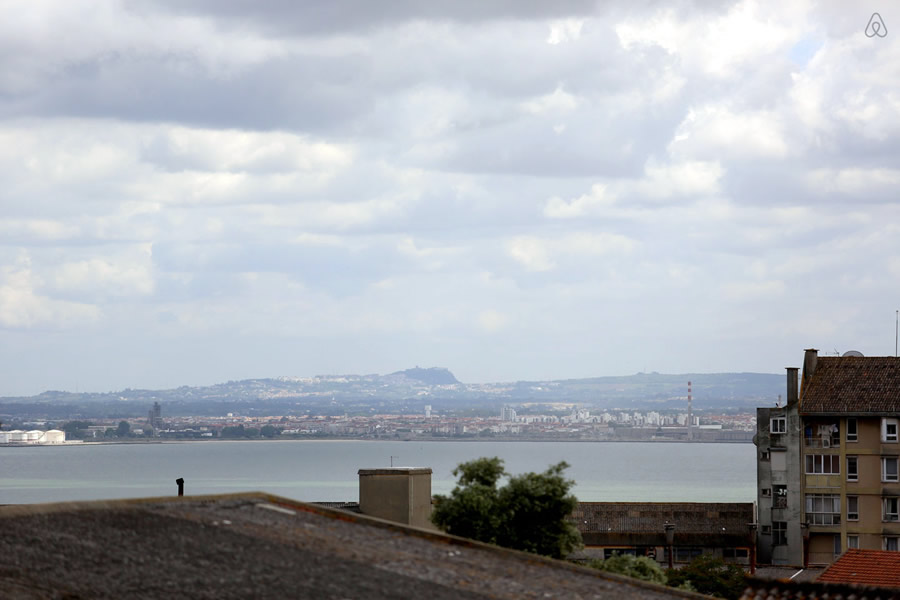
3, 53, 374, 134
138, 0, 599, 35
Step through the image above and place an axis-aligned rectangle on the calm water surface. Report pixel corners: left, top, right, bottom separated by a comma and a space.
1, 440, 755, 505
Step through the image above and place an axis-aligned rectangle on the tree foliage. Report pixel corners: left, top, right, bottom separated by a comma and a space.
430, 457, 582, 559
665, 554, 746, 599
116, 421, 131, 437
589, 554, 667, 585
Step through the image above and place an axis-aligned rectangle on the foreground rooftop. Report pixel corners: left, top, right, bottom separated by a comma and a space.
0, 492, 702, 600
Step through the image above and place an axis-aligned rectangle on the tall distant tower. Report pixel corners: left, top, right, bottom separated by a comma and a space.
687, 381, 693, 441
147, 401, 162, 432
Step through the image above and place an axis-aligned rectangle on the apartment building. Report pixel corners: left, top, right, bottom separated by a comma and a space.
756, 349, 900, 566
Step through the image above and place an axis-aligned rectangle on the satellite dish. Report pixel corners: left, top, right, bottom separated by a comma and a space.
842, 350, 864, 357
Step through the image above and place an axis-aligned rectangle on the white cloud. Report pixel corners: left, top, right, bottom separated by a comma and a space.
544, 184, 613, 218
51, 252, 155, 298
669, 106, 789, 159
546, 19, 584, 45
477, 309, 510, 332
520, 86, 580, 115
0, 256, 100, 328
507, 232, 636, 272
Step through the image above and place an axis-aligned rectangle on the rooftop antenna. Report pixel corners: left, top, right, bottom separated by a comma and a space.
896, 310, 898, 357
390, 455, 399, 467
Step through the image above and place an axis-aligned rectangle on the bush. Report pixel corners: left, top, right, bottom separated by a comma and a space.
589, 554, 667, 585
665, 554, 746, 599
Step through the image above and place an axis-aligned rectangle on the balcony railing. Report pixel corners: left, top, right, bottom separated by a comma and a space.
804, 437, 840, 449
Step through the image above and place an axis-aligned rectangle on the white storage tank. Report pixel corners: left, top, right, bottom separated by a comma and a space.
43, 430, 66, 443
26, 430, 44, 442
0, 432, 10, 443
9, 430, 26, 442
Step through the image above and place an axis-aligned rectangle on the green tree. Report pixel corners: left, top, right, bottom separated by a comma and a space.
116, 421, 131, 438
260, 425, 278, 438
63, 421, 93, 439
589, 554, 667, 585
431, 457, 582, 559
665, 554, 746, 599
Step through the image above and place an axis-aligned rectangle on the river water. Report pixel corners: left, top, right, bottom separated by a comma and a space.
0, 440, 755, 505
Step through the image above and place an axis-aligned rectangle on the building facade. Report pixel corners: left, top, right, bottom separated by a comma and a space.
756, 349, 900, 566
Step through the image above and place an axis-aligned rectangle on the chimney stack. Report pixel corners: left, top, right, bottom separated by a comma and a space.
358, 467, 434, 529
786, 367, 799, 406
800, 348, 819, 399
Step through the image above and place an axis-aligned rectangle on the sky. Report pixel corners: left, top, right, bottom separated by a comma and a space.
1, 1, 899, 396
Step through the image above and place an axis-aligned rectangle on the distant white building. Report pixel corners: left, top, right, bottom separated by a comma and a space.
0, 429, 66, 444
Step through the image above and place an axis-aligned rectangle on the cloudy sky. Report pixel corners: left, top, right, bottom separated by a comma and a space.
1, 1, 899, 396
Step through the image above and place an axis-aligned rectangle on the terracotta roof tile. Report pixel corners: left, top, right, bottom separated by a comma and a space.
817, 549, 900, 588
800, 357, 900, 415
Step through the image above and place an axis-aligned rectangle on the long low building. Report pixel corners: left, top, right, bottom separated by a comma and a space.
570, 502, 757, 567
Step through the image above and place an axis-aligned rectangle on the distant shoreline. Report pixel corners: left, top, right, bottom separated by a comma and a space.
0, 437, 754, 447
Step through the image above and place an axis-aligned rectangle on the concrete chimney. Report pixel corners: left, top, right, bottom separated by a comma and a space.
358, 467, 434, 529
800, 348, 818, 399
786, 367, 799, 406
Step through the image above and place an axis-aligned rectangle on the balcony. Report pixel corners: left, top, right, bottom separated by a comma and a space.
804, 437, 839, 449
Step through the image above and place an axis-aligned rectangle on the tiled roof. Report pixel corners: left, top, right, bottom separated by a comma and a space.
741, 578, 900, 600
817, 549, 900, 588
0, 492, 702, 599
571, 502, 755, 546
800, 356, 900, 415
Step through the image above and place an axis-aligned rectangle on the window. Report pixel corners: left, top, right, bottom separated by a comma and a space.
771, 417, 786, 434
848, 535, 859, 549
761, 488, 771, 497
847, 456, 858, 481
847, 418, 858, 442
883, 457, 899, 482
884, 537, 899, 551
761, 525, 772, 535
806, 454, 840, 474
884, 497, 900, 522
772, 521, 787, 546
760, 450, 770, 461
723, 548, 749, 560
833, 534, 842, 556
847, 496, 859, 521
883, 418, 898, 442
773, 485, 788, 509
806, 494, 841, 525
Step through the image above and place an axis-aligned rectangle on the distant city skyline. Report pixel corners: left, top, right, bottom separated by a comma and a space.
2, 1, 899, 396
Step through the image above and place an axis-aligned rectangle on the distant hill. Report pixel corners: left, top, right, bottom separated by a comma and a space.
0, 368, 784, 420
388, 367, 459, 386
